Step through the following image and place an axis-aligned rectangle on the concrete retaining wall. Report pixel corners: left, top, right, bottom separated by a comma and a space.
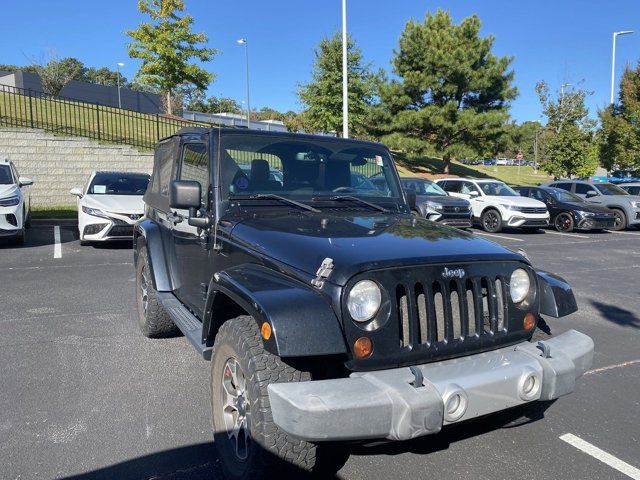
0, 128, 153, 207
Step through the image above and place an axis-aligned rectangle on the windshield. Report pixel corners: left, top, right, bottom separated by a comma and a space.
549, 189, 584, 203
478, 182, 518, 196
0, 165, 13, 185
401, 178, 447, 196
88, 173, 150, 195
221, 135, 402, 205
594, 183, 629, 196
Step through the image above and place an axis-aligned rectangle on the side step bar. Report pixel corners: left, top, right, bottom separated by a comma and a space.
157, 292, 212, 359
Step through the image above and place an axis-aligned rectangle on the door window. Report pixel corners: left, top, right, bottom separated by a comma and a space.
179, 143, 209, 206
461, 182, 480, 195
575, 183, 596, 195
443, 181, 461, 193
529, 188, 547, 202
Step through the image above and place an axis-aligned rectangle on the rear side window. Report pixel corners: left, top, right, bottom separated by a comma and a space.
625, 186, 640, 195
575, 183, 595, 195
179, 143, 209, 206
516, 187, 529, 197
443, 181, 461, 193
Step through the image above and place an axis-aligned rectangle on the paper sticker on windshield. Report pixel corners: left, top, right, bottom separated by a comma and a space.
375, 155, 383, 166
93, 185, 106, 194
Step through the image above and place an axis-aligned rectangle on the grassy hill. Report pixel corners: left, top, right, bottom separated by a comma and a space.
393, 152, 552, 186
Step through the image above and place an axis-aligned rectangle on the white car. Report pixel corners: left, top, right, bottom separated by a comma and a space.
70, 171, 150, 244
0, 159, 33, 244
436, 178, 549, 233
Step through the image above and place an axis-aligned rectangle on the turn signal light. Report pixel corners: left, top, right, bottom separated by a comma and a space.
523, 312, 536, 331
261, 322, 272, 340
353, 337, 373, 358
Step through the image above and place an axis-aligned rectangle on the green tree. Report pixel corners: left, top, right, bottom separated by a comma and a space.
82, 67, 127, 87
127, 0, 217, 114
498, 120, 541, 159
536, 81, 597, 177
297, 32, 376, 136
599, 63, 640, 172
32, 55, 84, 96
377, 9, 517, 173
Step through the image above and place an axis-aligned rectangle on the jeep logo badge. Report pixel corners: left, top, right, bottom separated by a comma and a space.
454, 207, 460, 212
442, 267, 465, 279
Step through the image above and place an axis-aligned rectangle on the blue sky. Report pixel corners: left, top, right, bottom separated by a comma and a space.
2, 0, 639, 123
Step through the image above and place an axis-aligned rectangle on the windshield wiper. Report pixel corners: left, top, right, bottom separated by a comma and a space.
314, 195, 389, 213
237, 194, 320, 213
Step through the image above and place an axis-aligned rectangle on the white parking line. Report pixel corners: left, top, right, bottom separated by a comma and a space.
472, 231, 524, 242
53, 226, 61, 259
560, 433, 640, 480
544, 231, 589, 239
605, 230, 640, 236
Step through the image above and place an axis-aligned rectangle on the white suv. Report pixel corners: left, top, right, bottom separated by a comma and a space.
436, 178, 549, 232
0, 159, 33, 244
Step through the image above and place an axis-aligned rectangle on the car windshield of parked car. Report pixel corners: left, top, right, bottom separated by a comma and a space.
88, 173, 150, 195
549, 189, 584, 203
479, 182, 518, 196
0, 165, 13, 184
401, 179, 447, 196
594, 183, 629, 196
221, 135, 402, 204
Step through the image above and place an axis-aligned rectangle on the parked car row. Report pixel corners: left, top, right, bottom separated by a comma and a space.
460, 158, 538, 168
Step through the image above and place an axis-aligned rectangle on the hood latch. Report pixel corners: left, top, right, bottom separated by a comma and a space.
311, 257, 334, 288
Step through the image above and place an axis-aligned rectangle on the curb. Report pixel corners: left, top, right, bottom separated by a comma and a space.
31, 218, 78, 226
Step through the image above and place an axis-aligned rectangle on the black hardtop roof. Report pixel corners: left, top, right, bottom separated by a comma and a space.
163, 126, 387, 149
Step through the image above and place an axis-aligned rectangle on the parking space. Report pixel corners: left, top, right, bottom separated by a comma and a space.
1, 224, 639, 479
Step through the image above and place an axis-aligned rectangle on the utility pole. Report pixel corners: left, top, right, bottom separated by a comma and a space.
611, 31, 633, 104
116, 62, 124, 109
237, 38, 251, 128
342, 0, 349, 138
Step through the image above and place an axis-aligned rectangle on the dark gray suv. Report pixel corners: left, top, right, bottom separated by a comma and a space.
543, 180, 640, 230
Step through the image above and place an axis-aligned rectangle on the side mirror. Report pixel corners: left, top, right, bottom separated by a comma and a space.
69, 187, 83, 198
586, 190, 598, 198
18, 177, 33, 187
469, 191, 480, 197
170, 180, 210, 229
170, 180, 201, 209
405, 189, 417, 210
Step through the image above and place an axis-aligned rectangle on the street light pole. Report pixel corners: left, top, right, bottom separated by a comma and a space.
611, 30, 633, 104
116, 62, 124, 109
560, 82, 573, 101
342, 0, 348, 138
237, 38, 251, 128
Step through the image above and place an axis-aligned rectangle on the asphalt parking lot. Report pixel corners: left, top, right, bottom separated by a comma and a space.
1, 224, 639, 480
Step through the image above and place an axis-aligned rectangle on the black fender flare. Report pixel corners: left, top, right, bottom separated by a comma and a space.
133, 219, 173, 292
205, 264, 348, 357
535, 270, 578, 318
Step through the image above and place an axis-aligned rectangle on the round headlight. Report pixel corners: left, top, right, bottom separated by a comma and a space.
510, 268, 530, 304
347, 280, 382, 322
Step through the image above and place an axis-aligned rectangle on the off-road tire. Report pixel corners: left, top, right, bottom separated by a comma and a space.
481, 208, 502, 233
211, 316, 348, 480
135, 246, 178, 338
611, 208, 627, 231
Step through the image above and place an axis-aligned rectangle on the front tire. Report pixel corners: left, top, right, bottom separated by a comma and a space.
554, 212, 574, 232
481, 209, 502, 233
611, 209, 627, 231
211, 316, 347, 480
135, 246, 178, 338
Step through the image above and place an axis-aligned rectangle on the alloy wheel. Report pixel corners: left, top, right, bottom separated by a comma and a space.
139, 266, 149, 315
221, 357, 251, 461
483, 211, 500, 232
555, 214, 572, 232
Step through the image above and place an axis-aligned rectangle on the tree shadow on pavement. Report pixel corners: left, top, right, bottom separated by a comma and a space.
590, 300, 640, 329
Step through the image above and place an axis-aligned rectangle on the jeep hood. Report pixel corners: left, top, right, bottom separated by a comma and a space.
83, 194, 145, 214
231, 212, 523, 285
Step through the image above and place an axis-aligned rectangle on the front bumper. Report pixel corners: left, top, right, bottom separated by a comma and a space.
80, 212, 139, 241
505, 213, 550, 227
268, 329, 593, 442
0, 203, 23, 236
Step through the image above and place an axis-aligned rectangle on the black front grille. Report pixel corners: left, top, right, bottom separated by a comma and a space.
519, 207, 547, 214
522, 219, 549, 226
108, 225, 134, 237
342, 262, 536, 371
442, 205, 471, 213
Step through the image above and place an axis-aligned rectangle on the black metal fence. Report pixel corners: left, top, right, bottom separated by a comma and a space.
0, 84, 208, 150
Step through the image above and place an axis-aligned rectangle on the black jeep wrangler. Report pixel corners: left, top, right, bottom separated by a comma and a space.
133, 127, 594, 479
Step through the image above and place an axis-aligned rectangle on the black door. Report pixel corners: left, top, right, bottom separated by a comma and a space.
171, 141, 213, 316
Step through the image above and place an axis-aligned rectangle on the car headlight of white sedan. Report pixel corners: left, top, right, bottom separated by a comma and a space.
82, 206, 111, 219
0, 195, 20, 207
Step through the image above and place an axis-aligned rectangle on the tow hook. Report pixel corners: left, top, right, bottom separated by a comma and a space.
537, 341, 552, 358
409, 366, 424, 388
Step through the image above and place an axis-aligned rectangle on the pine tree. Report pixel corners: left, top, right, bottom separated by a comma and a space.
378, 9, 517, 172
127, 0, 217, 114
297, 33, 376, 136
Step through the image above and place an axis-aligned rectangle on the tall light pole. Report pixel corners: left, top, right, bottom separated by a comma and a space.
116, 62, 124, 109
237, 38, 251, 128
342, 0, 348, 138
610, 30, 633, 104
560, 82, 573, 101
